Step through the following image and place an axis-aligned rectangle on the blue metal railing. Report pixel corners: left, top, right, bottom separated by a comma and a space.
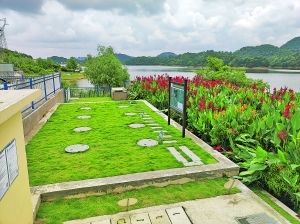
0, 73, 62, 114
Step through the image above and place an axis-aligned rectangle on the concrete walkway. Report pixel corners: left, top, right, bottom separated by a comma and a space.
64, 182, 290, 224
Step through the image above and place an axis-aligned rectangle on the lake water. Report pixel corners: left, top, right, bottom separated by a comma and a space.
77, 65, 300, 92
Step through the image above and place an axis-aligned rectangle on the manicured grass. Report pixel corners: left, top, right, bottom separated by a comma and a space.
70, 97, 112, 102
36, 178, 239, 224
61, 72, 85, 87
26, 101, 216, 186
252, 188, 300, 224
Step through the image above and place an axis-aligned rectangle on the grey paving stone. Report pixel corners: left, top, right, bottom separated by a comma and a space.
151, 126, 162, 129
118, 198, 138, 207
179, 146, 203, 164
153, 130, 168, 133
137, 139, 158, 147
125, 112, 137, 116
80, 107, 91, 110
111, 215, 130, 224
90, 220, 111, 224
143, 120, 155, 123
149, 210, 171, 224
129, 123, 145, 129
163, 140, 177, 144
166, 207, 192, 224
142, 117, 152, 120
118, 105, 129, 108
146, 123, 159, 126
77, 115, 91, 119
131, 213, 151, 224
65, 144, 89, 153
167, 147, 188, 164
73, 127, 92, 133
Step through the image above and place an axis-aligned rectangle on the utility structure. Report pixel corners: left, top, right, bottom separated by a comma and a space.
0, 18, 8, 50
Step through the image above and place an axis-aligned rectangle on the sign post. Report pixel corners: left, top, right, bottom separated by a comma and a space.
168, 77, 188, 138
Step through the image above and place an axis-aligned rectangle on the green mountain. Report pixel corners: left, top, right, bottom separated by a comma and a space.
48, 56, 68, 64
123, 36, 300, 68
281, 37, 300, 51
235, 44, 279, 57
116, 53, 133, 63
1, 49, 59, 76
157, 52, 176, 58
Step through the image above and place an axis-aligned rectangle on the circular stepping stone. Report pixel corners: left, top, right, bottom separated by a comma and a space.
73, 127, 92, 132
118, 105, 129, 108
125, 112, 137, 116
80, 107, 91, 110
137, 139, 158, 147
129, 123, 145, 129
117, 198, 138, 207
77, 115, 91, 119
65, 144, 89, 153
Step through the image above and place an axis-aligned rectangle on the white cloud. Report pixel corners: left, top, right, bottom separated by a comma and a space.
0, 0, 299, 58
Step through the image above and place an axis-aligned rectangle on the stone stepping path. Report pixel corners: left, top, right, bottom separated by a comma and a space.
118, 105, 129, 108
117, 198, 138, 207
73, 127, 92, 132
146, 123, 159, 126
163, 140, 178, 144
77, 115, 91, 119
143, 120, 155, 123
66, 206, 190, 224
163, 135, 172, 138
153, 130, 168, 133
129, 123, 145, 129
142, 117, 152, 120
151, 126, 162, 129
167, 146, 202, 166
125, 112, 137, 116
65, 144, 89, 153
80, 107, 91, 110
137, 139, 158, 147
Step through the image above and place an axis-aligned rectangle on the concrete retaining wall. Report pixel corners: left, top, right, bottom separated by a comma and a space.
23, 89, 64, 140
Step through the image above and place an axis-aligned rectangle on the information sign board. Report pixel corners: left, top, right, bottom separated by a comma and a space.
6, 140, 18, 185
0, 139, 19, 200
170, 83, 184, 113
0, 150, 9, 200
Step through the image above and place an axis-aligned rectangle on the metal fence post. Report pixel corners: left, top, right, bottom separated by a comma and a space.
59, 72, 62, 89
3, 82, 8, 90
53, 74, 56, 94
29, 78, 35, 109
43, 75, 48, 100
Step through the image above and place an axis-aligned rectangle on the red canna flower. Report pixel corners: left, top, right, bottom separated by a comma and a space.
277, 130, 288, 141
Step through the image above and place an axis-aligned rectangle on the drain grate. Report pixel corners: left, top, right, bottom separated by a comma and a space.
236, 213, 278, 224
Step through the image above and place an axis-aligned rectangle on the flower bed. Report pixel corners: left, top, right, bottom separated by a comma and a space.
128, 74, 300, 212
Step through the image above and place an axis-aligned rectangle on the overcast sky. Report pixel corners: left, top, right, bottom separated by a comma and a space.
1, 0, 300, 58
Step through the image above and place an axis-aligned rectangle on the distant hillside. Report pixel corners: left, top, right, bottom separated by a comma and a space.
235, 44, 279, 57
1, 49, 59, 76
157, 52, 176, 58
281, 37, 300, 51
48, 56, 68, 64
123, 36, 300, 68
116, 53, 133, 63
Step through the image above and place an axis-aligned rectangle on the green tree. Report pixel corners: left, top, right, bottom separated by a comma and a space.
85, 46, 129, 87
66, 57, 78, 71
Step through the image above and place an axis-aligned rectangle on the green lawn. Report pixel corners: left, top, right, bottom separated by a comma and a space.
252, 188, 300, 224
26, 101, 216, 186
36, 178, 239, 224
69, 97, 112, 102
61, 72, 85, 87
